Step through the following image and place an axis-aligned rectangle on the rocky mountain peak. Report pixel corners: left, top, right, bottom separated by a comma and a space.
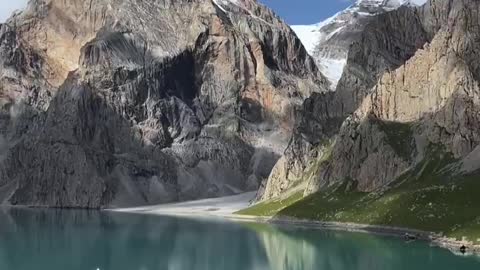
260, 0, 480, 206
0, 0, 327, 208
292, 0, 427, 89
356, 0, 428, 9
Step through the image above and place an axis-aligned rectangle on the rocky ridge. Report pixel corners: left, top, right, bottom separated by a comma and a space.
260, 0, 480, 201
291, 0, 428, 89
0, 0, 328, 208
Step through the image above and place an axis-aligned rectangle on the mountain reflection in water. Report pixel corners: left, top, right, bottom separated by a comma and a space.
0, 208, 478, 270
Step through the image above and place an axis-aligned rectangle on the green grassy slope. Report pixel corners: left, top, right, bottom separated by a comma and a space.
237, 148, 480, 243
236, 192, 304, 217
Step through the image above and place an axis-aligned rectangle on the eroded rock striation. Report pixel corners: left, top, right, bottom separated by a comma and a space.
0, 0, 328, 208
261, 0, 480, 201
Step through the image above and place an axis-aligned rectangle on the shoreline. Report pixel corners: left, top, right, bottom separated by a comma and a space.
225, 214, 480, 256
110, 203, 480, 256
4, 190, 479, 257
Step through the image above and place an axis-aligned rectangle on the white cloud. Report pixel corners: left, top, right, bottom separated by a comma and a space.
0, 0, 28, 23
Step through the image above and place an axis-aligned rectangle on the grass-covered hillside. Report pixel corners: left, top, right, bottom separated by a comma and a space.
237, 147, 480, 244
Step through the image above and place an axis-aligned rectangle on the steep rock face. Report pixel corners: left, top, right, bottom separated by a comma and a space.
292, 0, 427, 89
0, 0, 328, 208
261, 0, 480, 201
304, 0, 480, 194
260, 4, 430, 201
334, 7, 429, 118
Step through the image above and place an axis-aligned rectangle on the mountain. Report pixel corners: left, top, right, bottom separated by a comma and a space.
0, 0, 328, 208
248, 0, 480, 243
258, 0, 430, 201
291, 0, 428, 89
2, 0, 480, 244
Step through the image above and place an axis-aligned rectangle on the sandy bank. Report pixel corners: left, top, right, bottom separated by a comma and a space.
109, 192, 256, 217
109, 192, 480, 256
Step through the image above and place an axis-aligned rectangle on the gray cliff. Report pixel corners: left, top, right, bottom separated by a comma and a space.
261, 0, 480, 201
0, 0, 328, 208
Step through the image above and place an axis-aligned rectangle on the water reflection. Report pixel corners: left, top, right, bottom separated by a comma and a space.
0, 208, 478, 270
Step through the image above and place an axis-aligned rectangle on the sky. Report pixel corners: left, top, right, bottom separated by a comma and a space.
0, 0, 28, 22
0, 0, 351, 25
260, 0, 353, 25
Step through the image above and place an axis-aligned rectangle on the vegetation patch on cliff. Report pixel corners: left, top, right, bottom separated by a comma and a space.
373, 119, 414, 161
302, 140, 335, 182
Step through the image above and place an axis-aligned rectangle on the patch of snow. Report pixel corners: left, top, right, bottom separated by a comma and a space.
212, 0, 245, 11
409, 0, 428, 5
357, 0, 427, 8
111, 192, 256, 217
318, 58, 347, 90
325, 25, 345, 40
212, 0, 228, 13
291, 0, 427, 90
291, 11, 341, 55
213, 0, 275, 27
290, 25, 322, 55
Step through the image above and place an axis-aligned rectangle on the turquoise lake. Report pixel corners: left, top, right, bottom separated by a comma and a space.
0, 208, 479, 270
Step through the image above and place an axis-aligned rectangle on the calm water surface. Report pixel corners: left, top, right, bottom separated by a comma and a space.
0, 208, 479, 270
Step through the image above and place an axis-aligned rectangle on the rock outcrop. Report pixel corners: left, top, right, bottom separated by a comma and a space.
261, 0, 480, 201
0, 0, 328, 208
292, 0, 428, 89
306, 0, 480, 193
260, 3, 430, 200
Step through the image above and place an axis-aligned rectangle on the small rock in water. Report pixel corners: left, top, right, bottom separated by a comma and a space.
404, 233, 417, 241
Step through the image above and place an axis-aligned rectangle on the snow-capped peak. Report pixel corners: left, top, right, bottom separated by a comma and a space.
213, 0, 241, 6
292, 0, 427, 90
213, 0, 250, 11
213, 0, 234, 12
356, 0, 427, 8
